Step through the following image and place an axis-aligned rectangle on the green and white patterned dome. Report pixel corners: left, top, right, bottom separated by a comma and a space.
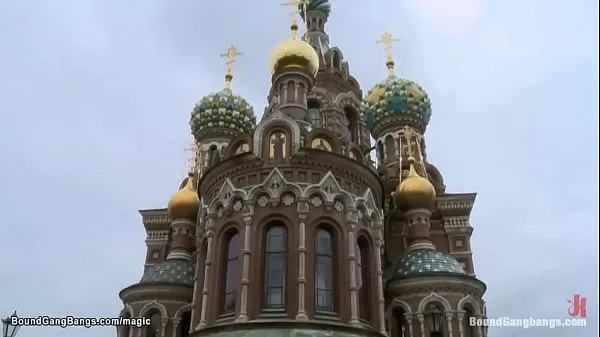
392, 249, 465, 280
139, 259, 195, 286
190, 87, 256, 139
362, 75, 432, 135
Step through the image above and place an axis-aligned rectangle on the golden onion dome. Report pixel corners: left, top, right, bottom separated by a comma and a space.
269, 22, 319, 77
167, 172, 200, 220
394, 157, 436, 211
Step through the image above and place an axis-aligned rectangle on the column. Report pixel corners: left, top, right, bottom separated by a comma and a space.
295, 202, 309, 320
475, 314, 484, 337
404, 313, 414, 337
417, 313, 425, 337
446, 312, 454, 337
236, 212, 253, 322
457, 311, 465, 337
375, 240, 387, 335
160, 318, 168, 337
347, 226, 360, 325
171, 318, 181, 337
197, 218, 215, 329
190, 233, 202, 329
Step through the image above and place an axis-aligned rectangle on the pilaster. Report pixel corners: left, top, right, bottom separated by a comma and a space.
295, 200, 309, 321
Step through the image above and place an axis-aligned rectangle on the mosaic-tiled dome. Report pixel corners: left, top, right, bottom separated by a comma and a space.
190, 88, 256, 139
139, 259, 195, 286
300, 0, 331, 18
362, 76, 432, 134
392, 249, 465, 279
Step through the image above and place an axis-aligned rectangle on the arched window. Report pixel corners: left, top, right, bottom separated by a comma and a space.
144, 310, 162, 337
425, 303, 444, 337
356, 237, 371, 321
178, 311, 191, 337
286, 81, 295, 103
392, 307, 407, 337
221, 232, 241, 314
332, 53, 341, 69
315, 228, 335, 312
308, 100, 323, 128
376, 141, 384, 160
385, 135, 395, 159
343, 107, 358, 143
264, 225, 287, 309
208, 145, 219, 167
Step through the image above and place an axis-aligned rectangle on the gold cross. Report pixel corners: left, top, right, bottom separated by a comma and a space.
376, 32, 400, 75
219, 45, 242, 88
183, 140, 199, 173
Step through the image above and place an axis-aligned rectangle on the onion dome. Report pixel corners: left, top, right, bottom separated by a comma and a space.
269, 20, 319, 77
299, 0, 332, 18
362, 33, 432, 134
394, 157, 436, 211
167, 172, 200, 221
391, 249, 466, 280
190, 87, 256, 139
362, 76, 432, 134
139, 259, 195, 286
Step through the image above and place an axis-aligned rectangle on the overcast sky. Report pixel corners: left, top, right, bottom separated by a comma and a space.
0, 0, 597, 337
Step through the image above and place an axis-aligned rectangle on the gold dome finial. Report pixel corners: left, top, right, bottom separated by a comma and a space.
270, 0, 319, 76
376, 32, 400, 77
167, 171, 200, 220
219, 45, 242, 89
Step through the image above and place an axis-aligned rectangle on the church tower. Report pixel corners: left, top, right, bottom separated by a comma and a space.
116, 2, 488, 337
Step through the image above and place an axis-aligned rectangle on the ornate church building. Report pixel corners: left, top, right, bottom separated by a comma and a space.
117, 1, 488, 337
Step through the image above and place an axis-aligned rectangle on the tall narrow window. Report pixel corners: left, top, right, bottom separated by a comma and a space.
356, 238, 371, 321
264, 226, 287, 308
308, 101, 323, 128
145, 311, 161, 337
315, 228, 335, 312
222, 232, 240, 314
393, 307, 407, 337
179, 311, 191, 337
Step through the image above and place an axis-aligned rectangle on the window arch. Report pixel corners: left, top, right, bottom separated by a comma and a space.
356, 236, 371, 321
144, 310, 162, 337
179, 311, 191, 337
392, 307, 408, 337
315, 228, 335, 312
308, 100, 323, 128
221, 231, 241, 315
343, 107, 358, 143
263, 225, 288, 309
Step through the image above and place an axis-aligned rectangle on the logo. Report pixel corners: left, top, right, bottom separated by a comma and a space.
567, 294, 587, 318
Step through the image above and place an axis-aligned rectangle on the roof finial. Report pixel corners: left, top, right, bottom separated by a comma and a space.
281, 0, 308, 40
183, 139, 200, 176
219, 45, 242, 89
376, 32, 400, 77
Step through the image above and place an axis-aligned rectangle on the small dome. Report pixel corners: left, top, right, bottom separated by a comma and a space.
139, 259, 195, 286
391, 249, 466, 280
190, 88, 256, 139
167, 173, 199, 220
300, 0, 332, 18
394, 158, 436, 211
362, 76, 432, 134
270, 39, 319, 77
